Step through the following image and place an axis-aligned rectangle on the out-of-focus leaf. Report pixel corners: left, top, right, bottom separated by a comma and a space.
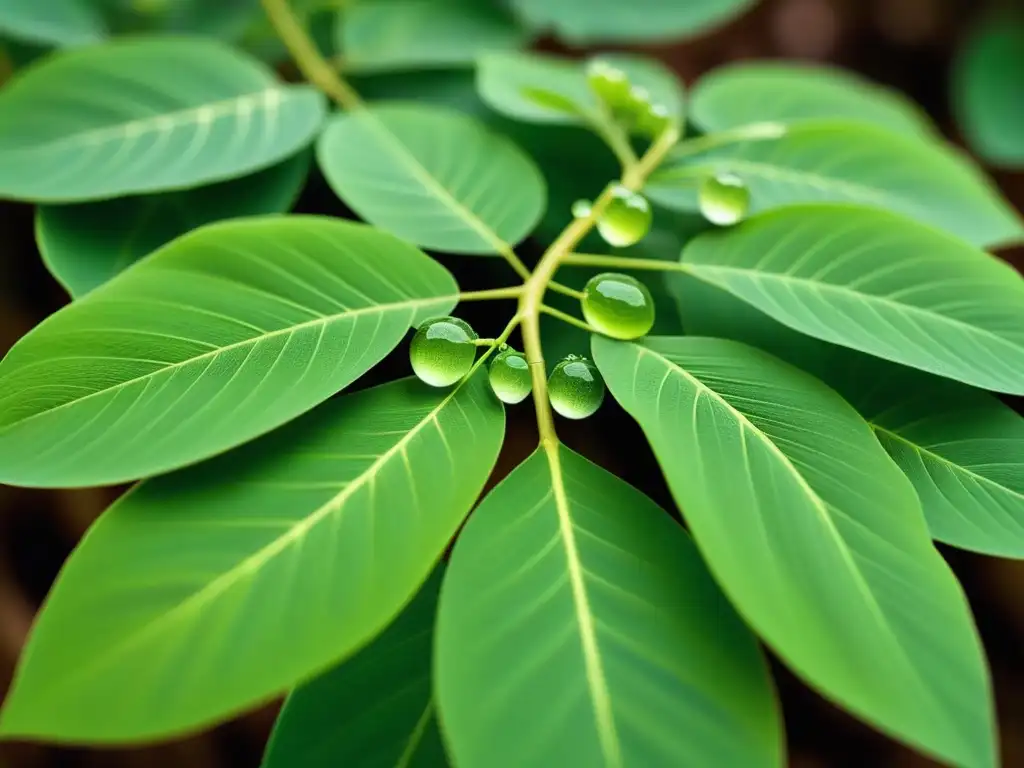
0, 0, 104, 47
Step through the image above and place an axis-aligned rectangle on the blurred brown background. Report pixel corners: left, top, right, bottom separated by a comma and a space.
1, 0, 1023, 765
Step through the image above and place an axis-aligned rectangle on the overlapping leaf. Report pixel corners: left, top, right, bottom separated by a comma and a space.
677, 204, 1024, 394
647, 121, 1022, 248
0, 0, 104, 46
593, 335, 995, 767
0, 38, 326, 201
436, 445, 782, 768
0, 216, 459, 487
0, 375, 504, 742
317, 103, 545, 254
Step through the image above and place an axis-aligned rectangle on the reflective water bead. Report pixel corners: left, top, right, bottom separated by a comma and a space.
596, 184, 652, 247
586, 60, 631, 109
410, 316, 477, 387
548, 356, 605, 420
698, 172, 750, 226
488, 348, 532, 404
571, 199, 593, 219
581, 272, 655, 340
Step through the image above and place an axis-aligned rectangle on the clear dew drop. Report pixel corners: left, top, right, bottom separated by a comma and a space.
409, 316, 477, 388
548, 356, 605, 420
488, 348, 532, 404
571, 199, 593, 219
581, 272, 655, 340
698, 172, 750, 226
596, 184, 652, 247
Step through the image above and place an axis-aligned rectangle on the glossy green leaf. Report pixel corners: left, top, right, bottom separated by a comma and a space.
647, 121, 1023, 248
436, 445, 782, 768
264, 569, 449, 768
0, 374, 503, 742
690, 61, 934, 137
509, 0, 757, 42
952, 16, 1024, 169
0, 0, 105, 46
339, 0, 526, 73
0, 216, 459, 488
593, 335, 995, 767
678, 204, 1024, 394
318, 104, 545, 254
37, 152, 310, 299
0, 37, 326, 202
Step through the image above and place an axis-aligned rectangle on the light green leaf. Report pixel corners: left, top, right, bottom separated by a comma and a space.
0, 216, 459, 488
339, 0, 526, 73
677, 204, 1024, 394
647, 121, 1023, 248
509, 0, 757, 42
263, 568, 449, 768
436, 445, 782, 768
689, 61, 935, 137
0, 374, 503, 742
0, 0, 104, 46
0, 37, 326, 202
953, 15, 1024, 169
37, 152, 310, 299
318, 104, 545, 254
592, 335, 995, 767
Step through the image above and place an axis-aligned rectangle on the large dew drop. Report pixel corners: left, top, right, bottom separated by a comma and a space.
582, 272, 655, 340
596, 185, 652, 247
488, 347, 532, 404
549, 355, 605, 420
410, 316, 477, 387
698, 173, 750, 226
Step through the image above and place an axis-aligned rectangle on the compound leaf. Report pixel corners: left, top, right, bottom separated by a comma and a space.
0, 374, 503, 742
0, 216, 458, 487
0, 0, 104, 47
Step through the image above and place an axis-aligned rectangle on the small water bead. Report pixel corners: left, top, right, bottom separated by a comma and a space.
549, 355, 605, 420
582, 273, 655, 340
410, 316, 477, 387
698, 172, 750, 226
571, 199, 592, 219
596, 184, 652, 247
488, 348, 532, 404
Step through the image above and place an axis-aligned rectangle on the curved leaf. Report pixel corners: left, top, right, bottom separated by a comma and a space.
689, 61, 934, 137
37, 152, 310, 298
647, 121, 1022, 248
593, 335, 995, 767
678, 204, 1024, 394
0, 216, 458, 488
436, 445, 782, 768
318, 103, 545, 254
0, 0, 104, 46
264, 568, 449, 768
0, 374, 503, 742
0, 38, 326, 202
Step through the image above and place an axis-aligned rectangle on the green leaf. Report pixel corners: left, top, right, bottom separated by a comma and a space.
0, 374, 503, 742
689, 61, 935, 137
647, 121, 1023, 248
264, 568, 449, 768
0, 0, 105, 47
339, 0, 526, 73
677, 204, 1024, 394
0, 37, 326, 202
436, 445, 782, 767
0, 216, 459, 488
592, 335, 995, 767
318, 103, 545, 254
37, 152, 310, 299
952, 15, 1024, 169
509, 0, 757, 42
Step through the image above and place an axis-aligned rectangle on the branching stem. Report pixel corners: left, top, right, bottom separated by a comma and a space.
458, 287, 523, 302
540, 306, 596, 333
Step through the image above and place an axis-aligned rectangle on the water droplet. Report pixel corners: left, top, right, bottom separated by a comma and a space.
582, 273, 655, 340
410, 316, 477, 387
698, 173, 750, 226
596, 184, 652, 247
586, 60, 631, 109
571, 199, 592, 219
549, 356, 605, 420
488, 348, 532, 404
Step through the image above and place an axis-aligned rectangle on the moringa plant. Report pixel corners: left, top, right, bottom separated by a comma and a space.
0, 0, 1022, 766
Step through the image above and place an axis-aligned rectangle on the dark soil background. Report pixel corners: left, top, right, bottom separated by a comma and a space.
1, 0, 1023, 765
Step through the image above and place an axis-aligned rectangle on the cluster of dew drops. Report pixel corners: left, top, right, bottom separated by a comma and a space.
408, 59, 751, 421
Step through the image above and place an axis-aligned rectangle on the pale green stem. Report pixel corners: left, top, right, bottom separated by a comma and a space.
547, 281, 585, 300
669, 121, 788, 160
591, 117, 639, 170
540, 305, 597, 333
563, 254, 689, 272
458, 286, 523, 302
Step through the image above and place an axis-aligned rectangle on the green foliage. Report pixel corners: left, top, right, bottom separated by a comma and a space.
0, 2, 1022, 766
